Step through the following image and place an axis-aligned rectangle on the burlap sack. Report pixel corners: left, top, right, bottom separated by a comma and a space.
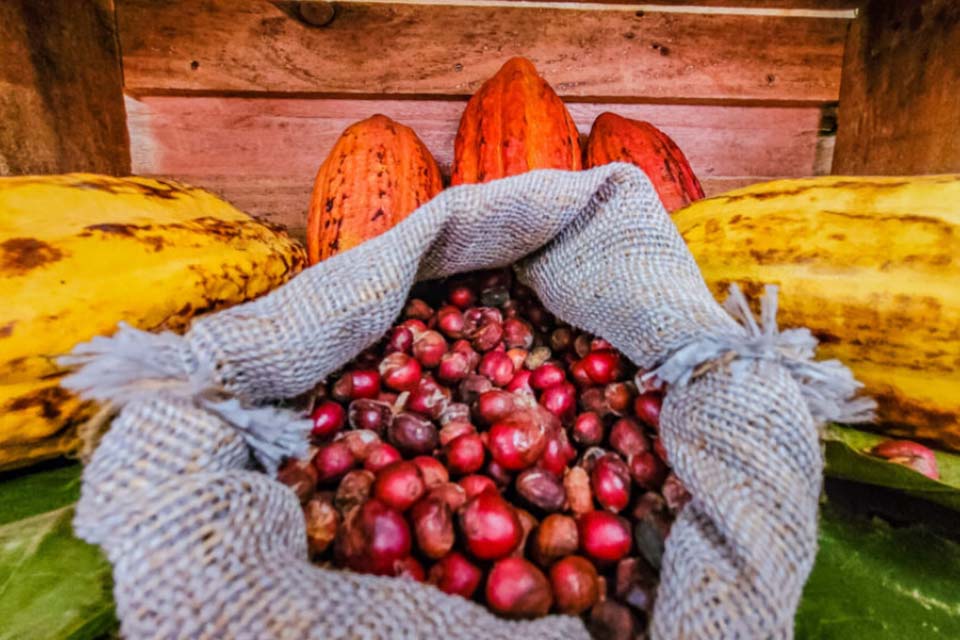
63, 164, 872, 639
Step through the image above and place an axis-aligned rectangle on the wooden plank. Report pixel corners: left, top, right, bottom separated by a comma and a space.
141, 173, 765, 240
632, 0, 863, 5
348, 0, 857, 16
338, 0, 857, 18
127, 96, 822, 178
127, 95, 823, 231
612, 0, 859, 7
833, 0, 960, 174
0, 0, 129, 175
487, 0, 860, 8
116, 0, 848, 102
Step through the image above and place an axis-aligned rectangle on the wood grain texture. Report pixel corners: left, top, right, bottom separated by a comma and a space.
497, 0, 860, 7
127, 95, 824, 231
833, 0, 960, 174
340, 0, 858, 16
116, 0, 848, 102
0, 0, 129, 175
127, 96, 823, 177
140, 173, 761, 243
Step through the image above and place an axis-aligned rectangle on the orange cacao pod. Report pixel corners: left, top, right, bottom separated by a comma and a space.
585, 112, 704, 213
452, 58, 581, 185
307, 114, 443, 264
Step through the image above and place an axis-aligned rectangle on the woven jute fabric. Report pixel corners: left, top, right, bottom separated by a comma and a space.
69, 164, 854, 639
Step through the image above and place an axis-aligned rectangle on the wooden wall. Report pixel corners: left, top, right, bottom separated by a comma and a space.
117, 0, 856, 235
833, 0, 960, 174
0, 0, 129, 176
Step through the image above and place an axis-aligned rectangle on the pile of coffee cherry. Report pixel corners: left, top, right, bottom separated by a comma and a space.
278, 269, 689, 638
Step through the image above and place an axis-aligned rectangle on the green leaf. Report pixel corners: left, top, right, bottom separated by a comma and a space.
824, 424, 960, 512
4, 456, 957, 640
0, 463, 84, 525
0, 464, 116, 640
797, 507, 960, 639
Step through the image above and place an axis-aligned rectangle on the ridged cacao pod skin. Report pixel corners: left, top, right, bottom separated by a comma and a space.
675, 175, 960, 451
307, 114, 443, 264
452, 58, 582, 185
0, 174, 306, 471
586, 112, 705, 213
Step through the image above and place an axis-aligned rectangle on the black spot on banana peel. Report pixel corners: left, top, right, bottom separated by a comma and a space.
82, 223, 150, 236
1, 238, 65, 275
7, 385, 73, 420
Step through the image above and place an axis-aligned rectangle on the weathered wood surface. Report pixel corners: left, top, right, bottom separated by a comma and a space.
139, 173, 762, 243
833, 0, 960, 174
499, 0, 859, 8
0, 0, 129, 175
127, 95, 824, 231
127, 96, 823, 176
116, 0, 848, 102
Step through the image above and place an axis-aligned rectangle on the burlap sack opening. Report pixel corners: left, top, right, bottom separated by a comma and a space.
64, 164, 870, 639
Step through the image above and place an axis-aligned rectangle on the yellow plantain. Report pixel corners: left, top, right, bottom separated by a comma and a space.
0, 174, 306, 470
674, 175, 960, 450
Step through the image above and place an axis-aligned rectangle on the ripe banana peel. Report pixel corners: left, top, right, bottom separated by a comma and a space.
673, 175, 960, 451
0, 174, 306, 470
